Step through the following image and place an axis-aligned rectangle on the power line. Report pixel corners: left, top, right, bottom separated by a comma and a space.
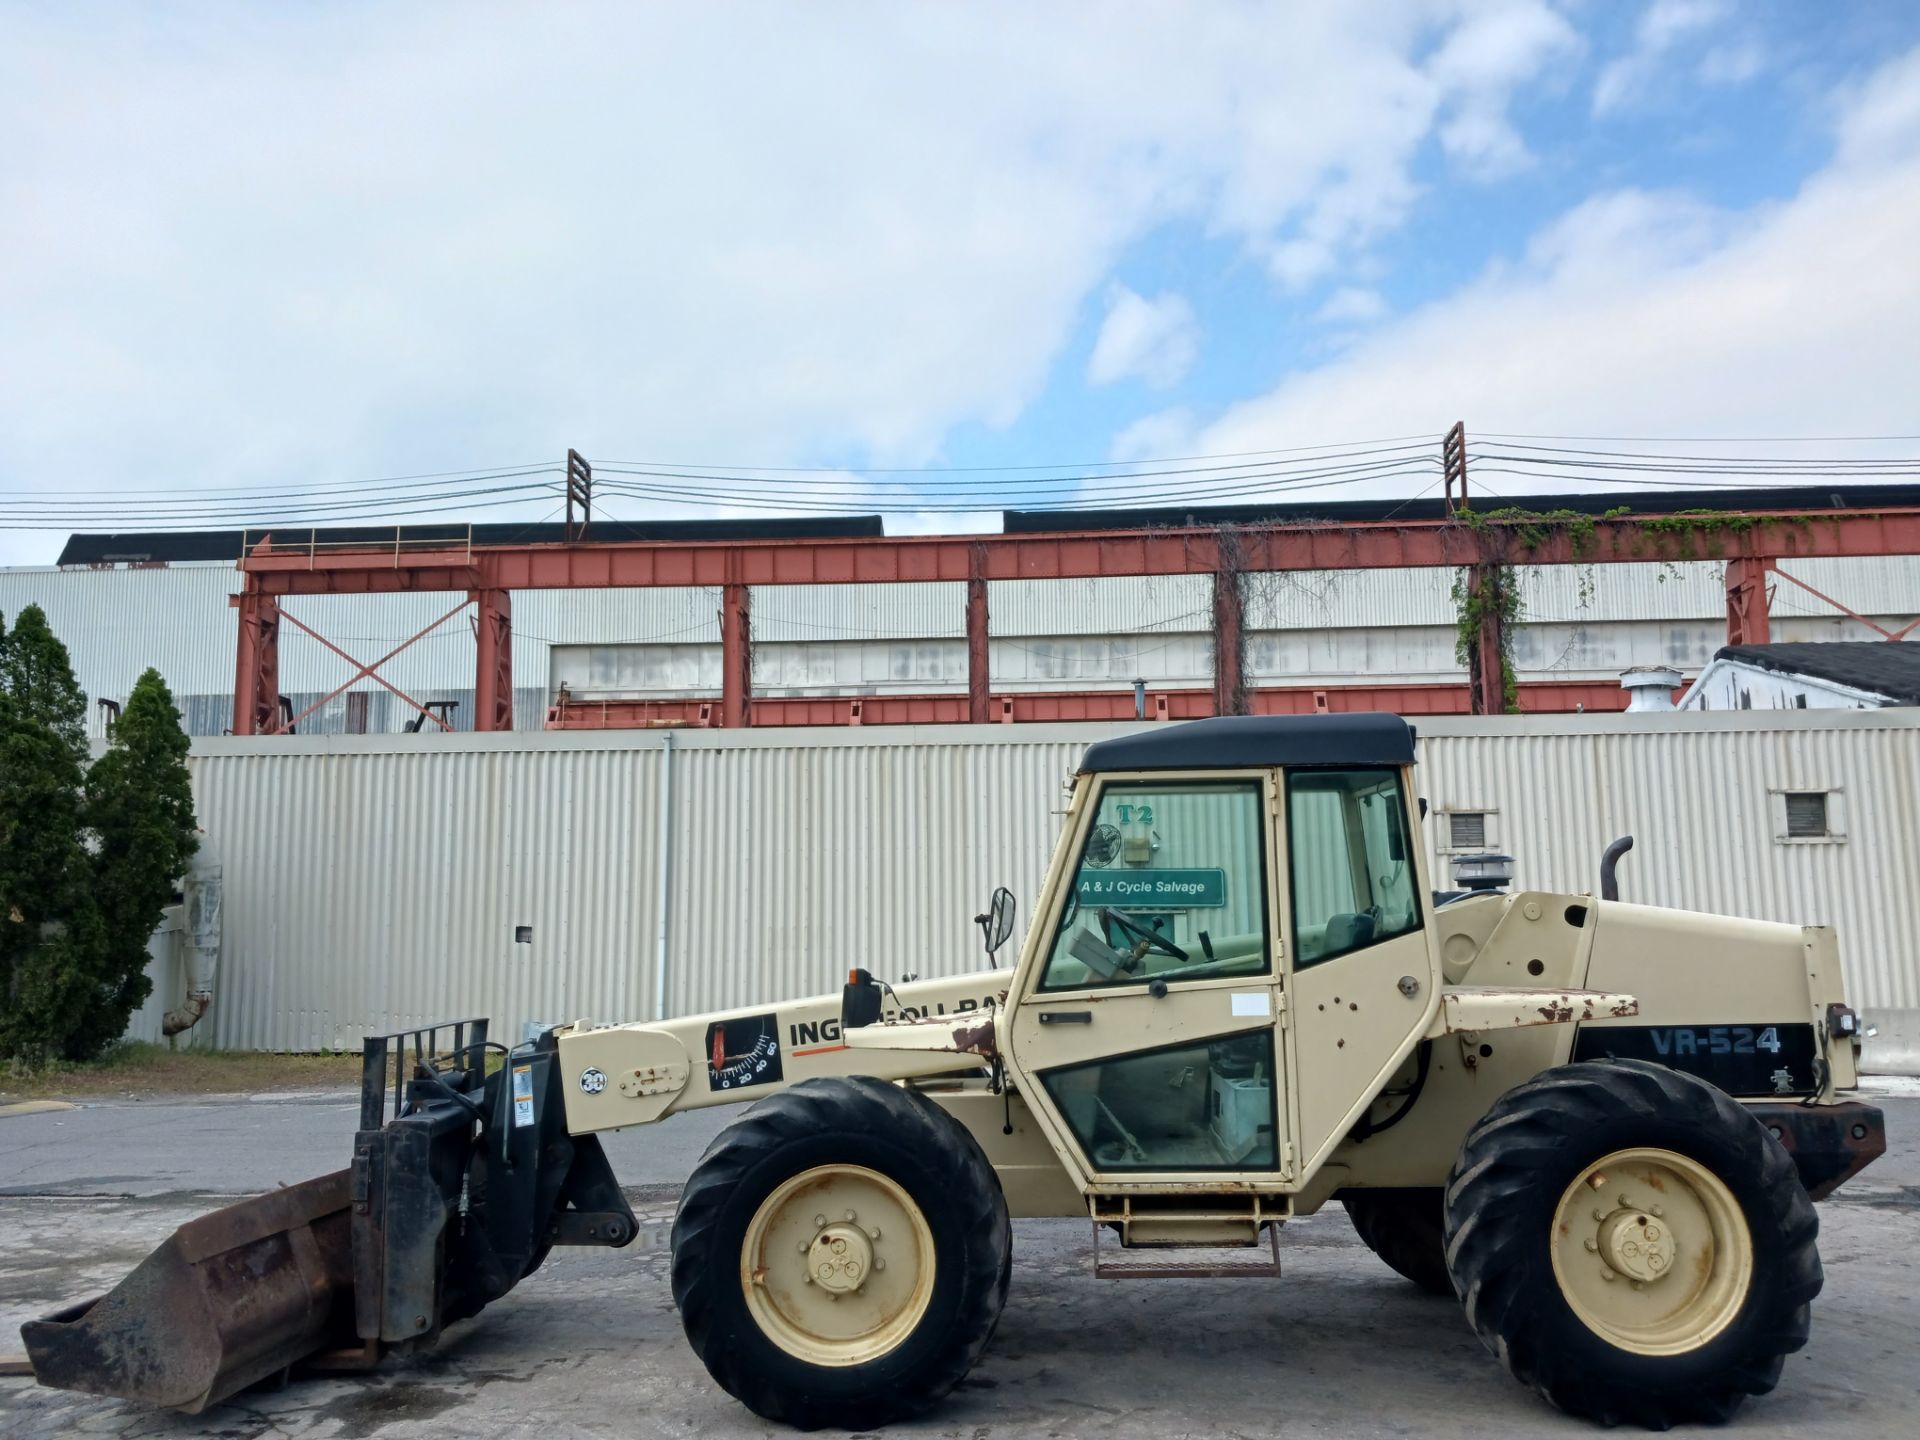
0, 462, 561, 502
594, 464, 1441, 515
594, 443, 1437, 494
1478, 432, 1920, 444
1470, 449, 1920, 475
11, 427, 1920, 536
0, 490, 575, 531
596, 434, 1437, 474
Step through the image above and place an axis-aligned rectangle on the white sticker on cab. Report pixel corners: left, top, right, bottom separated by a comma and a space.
1230, 991, 1271, 1018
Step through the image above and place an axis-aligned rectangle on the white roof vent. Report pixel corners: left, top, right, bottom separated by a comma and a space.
1620, 665, 1683, 712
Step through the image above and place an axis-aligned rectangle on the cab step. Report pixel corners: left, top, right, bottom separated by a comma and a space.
1090, 1221, 1282, 1279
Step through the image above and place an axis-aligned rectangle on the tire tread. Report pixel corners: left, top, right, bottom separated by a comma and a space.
1444, 1058, 1820, 1429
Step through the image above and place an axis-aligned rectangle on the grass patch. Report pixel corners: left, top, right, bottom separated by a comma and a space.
0, 1041, 364, 1101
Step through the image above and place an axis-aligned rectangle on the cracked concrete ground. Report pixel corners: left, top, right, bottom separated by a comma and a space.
1, 1090, 1913, 1439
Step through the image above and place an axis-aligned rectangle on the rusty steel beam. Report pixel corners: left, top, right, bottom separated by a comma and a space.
228, 592, 282, 736
472, 589, 514, 732
275, 602, 469, 734
1211, 559, 1248, 718
237, 508, 1920, 597
230, 507, 1920, 735
1764, 563, 1920, 641
541, 678, 1631, 731
966, 544, 990, 724
546, 698, 716, 730
1442, 421, 1468, 514
1464, 561, 1510, 716
1724, 556, 1773, 647
720, 580, 752, 729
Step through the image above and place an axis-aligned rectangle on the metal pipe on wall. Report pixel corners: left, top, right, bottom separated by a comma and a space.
654, 731, 675, 1021
162, 831, 223, 1037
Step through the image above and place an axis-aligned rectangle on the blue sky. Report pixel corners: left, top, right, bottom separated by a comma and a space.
945, 2, 1920, 480
4, 1, 1920, 560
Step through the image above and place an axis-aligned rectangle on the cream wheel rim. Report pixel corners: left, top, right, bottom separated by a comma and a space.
740, 1164, 937, 1366
1549, 1146, 1753, 1356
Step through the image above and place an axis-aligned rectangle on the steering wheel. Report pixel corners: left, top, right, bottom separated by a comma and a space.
1100, 908, 1190, 962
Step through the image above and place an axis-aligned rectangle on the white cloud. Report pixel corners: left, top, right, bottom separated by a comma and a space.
1156, 45, 1920, 493
1428, 0, 1584, 178
1698, 38, 1765, 87
1640, 0, 1731, 49
1087, 286, 1199, 389
1314, 287, 1390, 324
1595, 0, 1736, 115
0, 1, 1585, 561
1109, 407, 1198, 464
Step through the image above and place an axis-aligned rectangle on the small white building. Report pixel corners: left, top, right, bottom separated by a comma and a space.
1680, 642, 1920, 711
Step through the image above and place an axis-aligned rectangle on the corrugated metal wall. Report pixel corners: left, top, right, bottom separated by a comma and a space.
1413, 712, 1920, 1019
169, 710, 1920, 1069
183, 729, 1095, 1049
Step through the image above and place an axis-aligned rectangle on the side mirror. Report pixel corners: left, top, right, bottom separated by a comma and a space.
975, 886, 1017, 957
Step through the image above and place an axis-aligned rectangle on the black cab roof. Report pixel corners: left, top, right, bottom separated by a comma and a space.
1079, 713, 1416, 773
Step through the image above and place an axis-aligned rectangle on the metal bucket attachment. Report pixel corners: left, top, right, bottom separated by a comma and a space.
19, 1019, 634, 1414
21, 1169, 358, 1414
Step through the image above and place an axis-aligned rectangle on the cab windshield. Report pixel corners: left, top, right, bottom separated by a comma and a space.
1039, 778, 1270, 991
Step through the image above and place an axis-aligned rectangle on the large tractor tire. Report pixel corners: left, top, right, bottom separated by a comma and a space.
1341, 1188, 1451, 1295
1444, 1057, 1821, 1429
671, 1077, 1012, 1430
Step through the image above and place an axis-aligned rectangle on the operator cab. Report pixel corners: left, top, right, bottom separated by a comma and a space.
1003, 714, 1435, 1192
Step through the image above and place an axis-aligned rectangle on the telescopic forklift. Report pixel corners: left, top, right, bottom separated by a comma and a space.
22, 714, 1884, 1429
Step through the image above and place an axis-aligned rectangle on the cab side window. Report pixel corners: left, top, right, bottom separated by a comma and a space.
1287, 768, 1421, 967
1040, 780, 1269, 991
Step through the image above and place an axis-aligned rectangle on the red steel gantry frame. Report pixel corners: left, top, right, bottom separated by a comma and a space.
229, 502, 1920, 733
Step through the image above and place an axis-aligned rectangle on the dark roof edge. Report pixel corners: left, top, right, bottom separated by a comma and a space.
1079, 713, 1417, 773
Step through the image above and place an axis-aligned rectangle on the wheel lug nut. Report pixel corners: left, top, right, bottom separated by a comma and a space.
1592, 1208, 1609, 1222
1650, 1205, 1663, 1218
874, 1258, 886, 1271
1583, 1239, 1597, 1253
845, 1209, 858, 1221
814, 1214, 826, 1228
1600, 1267, 1617, 1282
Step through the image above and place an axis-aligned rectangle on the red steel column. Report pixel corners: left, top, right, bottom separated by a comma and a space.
1466, 561, 1508, 716
1211, 567, 1247, 717
966, 544, 990, 724
721, 580, 752, 728
1724, 556, 1772, 646
229, 590, 281, 735
472, 589, 513, 731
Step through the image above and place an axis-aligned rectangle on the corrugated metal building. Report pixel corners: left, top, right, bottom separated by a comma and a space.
5, 556, 1917, 734
130, 708, 1920, 1073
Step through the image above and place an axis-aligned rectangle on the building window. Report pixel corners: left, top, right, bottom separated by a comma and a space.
1784, 793, 1828, 839
1771, 788, 1844, 845
1447, 811, 1488, 851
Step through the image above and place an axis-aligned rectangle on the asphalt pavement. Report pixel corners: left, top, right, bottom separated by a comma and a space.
1, 1086, 1914, 1439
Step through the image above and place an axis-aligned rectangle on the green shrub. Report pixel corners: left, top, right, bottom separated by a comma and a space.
0, 611, 197, 1063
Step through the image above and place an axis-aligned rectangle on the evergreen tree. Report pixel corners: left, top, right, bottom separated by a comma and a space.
0, 611, 202, 1065
0, 605, 89, 771
0, 613, 101, 1061
74, 669, 199, 1058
